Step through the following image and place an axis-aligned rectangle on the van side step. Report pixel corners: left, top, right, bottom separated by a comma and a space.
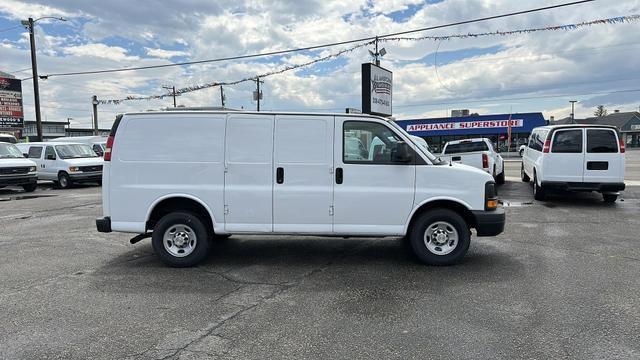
130, 232, 152, 244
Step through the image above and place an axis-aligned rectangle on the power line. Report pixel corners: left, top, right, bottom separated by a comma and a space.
40, 0, 594, 79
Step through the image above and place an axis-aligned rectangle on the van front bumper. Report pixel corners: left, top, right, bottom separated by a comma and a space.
0, 174, 37, 187
96, 216, 112, 233
472, 208, 505, 236
541, 181, 625, 193
69, 171, 102, 183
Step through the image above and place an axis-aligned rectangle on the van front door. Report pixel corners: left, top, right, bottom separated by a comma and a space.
584, 128, 624, 183
332, 118, 416, 235
224, 114, 274, 232
43, 145, 58, 181
273, 115, 334, 233
547, 129, 584, 183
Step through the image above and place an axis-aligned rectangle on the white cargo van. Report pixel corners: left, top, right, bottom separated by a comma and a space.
97, 111, 505, 267
521, 125, 625, 202
0, 142, 38, 192
50, 136, 108, 156
16, 142, 104, 189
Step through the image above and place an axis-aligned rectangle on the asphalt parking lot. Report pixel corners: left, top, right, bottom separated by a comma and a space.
1, 153, 639, 359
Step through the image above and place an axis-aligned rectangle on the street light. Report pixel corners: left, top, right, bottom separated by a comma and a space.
21, 16, 67, 142
569, 100, 578, 124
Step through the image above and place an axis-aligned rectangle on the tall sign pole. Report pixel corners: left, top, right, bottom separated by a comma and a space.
91, 95, 99, 135
26, 18, 43, 142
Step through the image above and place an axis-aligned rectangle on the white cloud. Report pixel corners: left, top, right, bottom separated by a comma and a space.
145, 47, 189, 59
63, 43, 139, 61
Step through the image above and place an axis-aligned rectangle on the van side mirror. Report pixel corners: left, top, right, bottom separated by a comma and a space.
23, 153, 28, 158
392, 142, 413, 163
46, 154, 56, 160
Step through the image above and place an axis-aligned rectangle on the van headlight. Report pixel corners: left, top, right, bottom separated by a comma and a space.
69, 166, 81, 172
29, 166, 37, 172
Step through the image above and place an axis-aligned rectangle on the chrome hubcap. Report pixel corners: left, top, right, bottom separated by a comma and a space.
163, 224, 197, 257
424, 221, 459, 256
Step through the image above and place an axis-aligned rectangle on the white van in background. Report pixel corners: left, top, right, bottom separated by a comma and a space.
50, 136, 108, 156
16, 142, 104, 189
0, 142, 38, 192
97, 111, 505, 267
521, 125, 625, 202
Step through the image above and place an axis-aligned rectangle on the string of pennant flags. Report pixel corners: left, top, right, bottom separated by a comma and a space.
97, 14, 640, 105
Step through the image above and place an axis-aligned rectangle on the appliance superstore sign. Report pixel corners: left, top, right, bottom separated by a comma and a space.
406, 119, 523, 132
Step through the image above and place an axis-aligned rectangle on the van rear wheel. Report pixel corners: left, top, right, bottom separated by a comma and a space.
603, 193, 618, 203
521, 163, 530, 182
409, 209, 470, 265
152, 211, 211, 267
533, 172, 546, 201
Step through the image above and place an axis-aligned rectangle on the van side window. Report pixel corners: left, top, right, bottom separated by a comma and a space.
552, 130, 583, 153
587, 129, 618, 153
28, 146, 43, 159
343, 121, 410, 165
45, 146, 56, 160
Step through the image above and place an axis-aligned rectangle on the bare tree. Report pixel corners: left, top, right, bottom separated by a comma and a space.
594, 105, 608, 117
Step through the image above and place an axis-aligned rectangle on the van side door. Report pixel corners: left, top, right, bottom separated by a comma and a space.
546, 128, 584, 183
224, 114, 275, 232
27, 146, 44, 178
333, 117, 416, 235
584, 128, 624, 183
43, 145, 58, 180
273, 115, 334, 233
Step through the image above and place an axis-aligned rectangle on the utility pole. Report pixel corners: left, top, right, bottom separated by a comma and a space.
252, 77, 264, 111
66, 117, 72, 136
220, 86, 226, 108
91, 95, 99, 135
374, 36, 380, 66
569, 100, 578, 123
24, 18, 42, 142
162, 85, 177, 107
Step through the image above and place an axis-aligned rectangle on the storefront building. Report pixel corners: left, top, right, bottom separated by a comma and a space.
395, 112, 547, 153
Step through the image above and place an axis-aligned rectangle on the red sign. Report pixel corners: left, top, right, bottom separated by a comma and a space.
0, 76, 24, 128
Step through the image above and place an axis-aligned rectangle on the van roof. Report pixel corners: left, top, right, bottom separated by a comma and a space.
121, 110, 389, 121
534, 124, 619, 131
16, 141, 85, 146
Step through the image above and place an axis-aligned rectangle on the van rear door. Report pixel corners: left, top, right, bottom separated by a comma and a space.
546, 128, 584, 183
584, 128, 624, 183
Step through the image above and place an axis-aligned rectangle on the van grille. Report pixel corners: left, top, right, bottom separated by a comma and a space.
0, 167, 29, 175
80, 165, 103, 172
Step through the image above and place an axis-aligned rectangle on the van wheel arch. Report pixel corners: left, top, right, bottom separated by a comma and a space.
407, 200, 475, 235
147, 197, 214, 235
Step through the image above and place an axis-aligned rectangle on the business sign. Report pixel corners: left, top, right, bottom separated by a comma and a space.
362, 63, 392, 117
0, 76, 24, 128
406, 119, 523, 132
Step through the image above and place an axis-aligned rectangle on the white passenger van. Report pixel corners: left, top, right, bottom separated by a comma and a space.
0, 142, 38, 192
521, 125, 625, 202
50, 136, 108, 156
97, 111, 505, 267
16, 142, 104, 189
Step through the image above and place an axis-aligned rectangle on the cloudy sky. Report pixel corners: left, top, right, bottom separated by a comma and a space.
1, 0, 639, 128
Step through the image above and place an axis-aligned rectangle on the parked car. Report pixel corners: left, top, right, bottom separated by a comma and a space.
50, 136, 108, 156
15, 142, 103, 189
521, 125, 625, 202
0, 142, 38, 192
440, 138, 505, 184
0, 134, 18, 143
96, 111, 505, 267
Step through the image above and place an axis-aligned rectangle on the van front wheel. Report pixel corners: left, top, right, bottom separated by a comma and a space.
152, 211, 211, 267
409, 209, 470, 266
58, 172, 72, 189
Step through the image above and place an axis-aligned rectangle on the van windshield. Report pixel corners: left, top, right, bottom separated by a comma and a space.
388, 121, 441, 163
55, 144, 99, 159
0, 143, 24, 158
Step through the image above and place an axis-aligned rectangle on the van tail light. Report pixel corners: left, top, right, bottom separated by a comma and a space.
482, 153, 489, 169
619, 138, 625, 153
104, 135, 114, 161
542, 139, 551, 153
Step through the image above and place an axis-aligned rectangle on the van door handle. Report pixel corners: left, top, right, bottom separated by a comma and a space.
335, 167, 343, 184
276, 167, 284, 184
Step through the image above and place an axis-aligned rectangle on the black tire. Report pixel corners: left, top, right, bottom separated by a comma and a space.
58, 172, 72, 189
22, 183, 37, 192
152, 211, 211, 267
603, 194, 618, 203
409, 209, 470, 266
496, 170, 505, 185
533, 172, 546, 201
521, 163, 530, 182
